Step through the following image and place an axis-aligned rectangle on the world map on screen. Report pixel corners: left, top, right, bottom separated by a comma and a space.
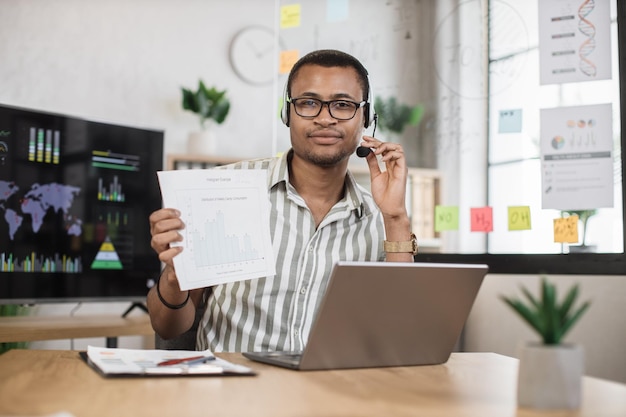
0, 180, 82, 240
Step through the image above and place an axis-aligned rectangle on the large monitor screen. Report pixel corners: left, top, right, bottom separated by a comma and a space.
0, 104, 163, 304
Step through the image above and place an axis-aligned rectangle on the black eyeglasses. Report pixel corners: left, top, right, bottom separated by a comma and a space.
287, 97, 366, 120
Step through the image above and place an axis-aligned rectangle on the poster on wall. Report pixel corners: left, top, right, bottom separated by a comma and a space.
538, 0, 612, 85
540, 103, 614, 210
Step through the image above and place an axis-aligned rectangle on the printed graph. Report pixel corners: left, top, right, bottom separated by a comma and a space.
177, 186, 270, 279
193, 210, 260, 267
158, 168, 275, 289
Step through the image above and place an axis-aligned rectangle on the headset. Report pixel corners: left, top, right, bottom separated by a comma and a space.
280, 74, 377, 129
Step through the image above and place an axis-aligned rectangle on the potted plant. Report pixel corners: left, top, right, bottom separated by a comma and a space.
181, 80, 230, 155
374, 96, 423, 139
501, 277, 591, 409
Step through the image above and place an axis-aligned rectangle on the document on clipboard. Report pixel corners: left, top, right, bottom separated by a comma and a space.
156, 169, 276, 290
82, 346, 255, 377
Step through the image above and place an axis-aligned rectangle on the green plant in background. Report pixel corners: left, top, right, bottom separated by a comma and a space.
181, 80, 230, 129
561, 209, 597, 246
0, 304, 30, 354
500, 278, 591, 345
374, 96, 424, 135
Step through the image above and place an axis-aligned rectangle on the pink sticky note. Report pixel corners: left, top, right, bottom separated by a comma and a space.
471, 207, 493, 232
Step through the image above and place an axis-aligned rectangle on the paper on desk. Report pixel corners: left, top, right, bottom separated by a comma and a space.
85, 346, 255, 376
157, 169, 275, 290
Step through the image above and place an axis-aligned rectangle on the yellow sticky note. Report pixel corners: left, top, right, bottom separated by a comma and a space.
508, 206, 531, 231
435, 206, 459, 232
281, 4, 301, 28
554, 215, 579, 243
280, 50, 299, 74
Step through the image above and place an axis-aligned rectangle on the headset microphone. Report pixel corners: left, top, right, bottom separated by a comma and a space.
356, 146, 372, 157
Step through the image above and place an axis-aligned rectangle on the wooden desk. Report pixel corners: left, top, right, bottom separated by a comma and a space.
0, 314, 154, 347
0, 350, 625, 417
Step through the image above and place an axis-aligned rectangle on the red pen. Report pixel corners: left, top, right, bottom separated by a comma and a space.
157, 355, 214, 367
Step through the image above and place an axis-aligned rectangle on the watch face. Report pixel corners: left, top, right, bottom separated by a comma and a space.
229, 26, 280, 86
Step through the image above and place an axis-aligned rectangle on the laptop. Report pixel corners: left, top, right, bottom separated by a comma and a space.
242, 261, 488, 371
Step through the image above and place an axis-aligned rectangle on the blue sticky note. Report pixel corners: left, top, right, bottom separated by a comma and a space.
327, 0, 349, 22
498, 109, 523, 133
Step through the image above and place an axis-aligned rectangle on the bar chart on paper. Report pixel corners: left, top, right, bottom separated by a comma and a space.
181, 187, 267, 270
157, 169, 275, 290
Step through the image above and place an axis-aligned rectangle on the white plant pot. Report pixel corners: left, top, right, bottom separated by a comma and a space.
187, 129, 217, 155
517, 343, 584, 410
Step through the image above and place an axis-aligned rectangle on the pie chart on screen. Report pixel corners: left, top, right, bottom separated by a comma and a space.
552, 136, 565, 150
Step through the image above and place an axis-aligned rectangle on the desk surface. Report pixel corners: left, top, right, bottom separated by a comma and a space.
0, 350, 625, 417
0, 314, 154, 343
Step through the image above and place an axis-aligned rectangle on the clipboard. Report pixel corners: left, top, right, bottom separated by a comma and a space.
81, 346, 256, 378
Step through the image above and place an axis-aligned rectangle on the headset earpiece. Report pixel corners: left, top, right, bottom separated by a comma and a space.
364, 78, 376, 129
281, 82, 290, 127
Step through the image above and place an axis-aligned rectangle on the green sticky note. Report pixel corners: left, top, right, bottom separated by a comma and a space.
435, 206, 459, 231
508, 206, 531, 231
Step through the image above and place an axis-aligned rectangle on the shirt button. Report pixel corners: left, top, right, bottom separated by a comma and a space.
308, 246, 314, 252
294, 329, 299, 336
300, 287, 307, 294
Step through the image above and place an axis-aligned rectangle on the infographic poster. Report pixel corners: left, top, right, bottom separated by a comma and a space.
538, 0, 612, 85
540, 103, 614, 210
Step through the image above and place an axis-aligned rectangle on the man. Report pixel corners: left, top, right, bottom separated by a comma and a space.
147, 49, 416, 352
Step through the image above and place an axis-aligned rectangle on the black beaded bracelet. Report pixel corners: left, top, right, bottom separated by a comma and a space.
156, 269, 190, 310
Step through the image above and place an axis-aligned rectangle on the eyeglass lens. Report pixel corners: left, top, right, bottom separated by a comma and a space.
291, 98, 361, 120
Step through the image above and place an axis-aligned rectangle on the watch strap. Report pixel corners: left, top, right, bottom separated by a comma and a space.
383, 233, 418, 255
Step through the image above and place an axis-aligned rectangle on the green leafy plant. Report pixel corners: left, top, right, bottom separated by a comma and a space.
500, 278, 591, 345
181, 80, 230, 129
374, 96, 423, 134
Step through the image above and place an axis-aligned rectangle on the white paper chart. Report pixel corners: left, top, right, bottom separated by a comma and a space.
157, 169, 275, 290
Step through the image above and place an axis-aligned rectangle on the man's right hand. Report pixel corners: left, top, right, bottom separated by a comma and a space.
147, 208, 201, 339
149, 208, 185, 268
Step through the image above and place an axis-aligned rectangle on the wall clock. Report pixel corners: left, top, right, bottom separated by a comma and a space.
229, 25, 283, 86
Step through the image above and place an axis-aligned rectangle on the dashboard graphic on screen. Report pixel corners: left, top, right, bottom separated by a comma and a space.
0, 104, 164, 303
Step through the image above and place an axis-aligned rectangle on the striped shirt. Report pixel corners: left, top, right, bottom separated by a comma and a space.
196, 151, 385, 352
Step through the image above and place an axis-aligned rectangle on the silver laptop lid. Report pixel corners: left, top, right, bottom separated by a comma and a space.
297, 261, 488, 370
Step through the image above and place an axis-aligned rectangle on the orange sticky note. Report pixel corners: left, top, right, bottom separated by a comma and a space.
554, 215, 579, 243
280, 50, 299, 74
435, 206, 459, 232
508, 206, 531, 231
470, 207, 493, 232
280, 4, 301, 28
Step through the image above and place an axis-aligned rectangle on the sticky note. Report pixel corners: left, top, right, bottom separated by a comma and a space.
280, 50, 300, 74
281, 4, 301, 28
327, 0, 349, 22
435, 206, 459, 231
554, 215, 579, 243
508, 206, 531, 231
470, 207, 493, 232
498, 109, 523, 133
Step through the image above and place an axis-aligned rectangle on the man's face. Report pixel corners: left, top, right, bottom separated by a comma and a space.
288, 64, 365, 167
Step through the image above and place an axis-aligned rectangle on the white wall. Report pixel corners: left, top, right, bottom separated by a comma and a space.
1, 0, 277, 160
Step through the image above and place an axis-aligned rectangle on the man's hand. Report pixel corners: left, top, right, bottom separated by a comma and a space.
360, 136, 409, 220
149, 208, 185, 268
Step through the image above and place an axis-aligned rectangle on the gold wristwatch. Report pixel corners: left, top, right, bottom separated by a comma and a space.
383, 233, 418, 255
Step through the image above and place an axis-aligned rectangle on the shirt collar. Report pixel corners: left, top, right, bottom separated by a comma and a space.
268, 149, 367, 217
